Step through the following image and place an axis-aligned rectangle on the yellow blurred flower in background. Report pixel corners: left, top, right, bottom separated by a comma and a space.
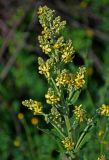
80, 1, 88, 8
13, 137, 21, 147
18, 112, 24, 120
31, 117, 39, 125
85, 28, 94, 38
98, 129, 104, 137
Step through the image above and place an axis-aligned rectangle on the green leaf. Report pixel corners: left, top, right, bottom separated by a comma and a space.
78, 133, 91, 151
68, 90, 81, 105
37, 126, 51, 135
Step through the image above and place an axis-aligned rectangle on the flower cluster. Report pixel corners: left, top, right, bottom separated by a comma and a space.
37, 5, 86, 95
62, 137, 74, 150
73, 104, 86, 122
45, 88, 60, 105
99, 104, 109, 117
38, 57, 54, 79
49, 107, 62, 128
22, 99, 42, 115
37, 5, 75, 65
53, 36, 64, 49
22, 6, 88, 159
38, 6, 66, 55
56, 70, 71, 87
56, 67, 86, 90
61, 40, 74, 63
73, 67, 86, 89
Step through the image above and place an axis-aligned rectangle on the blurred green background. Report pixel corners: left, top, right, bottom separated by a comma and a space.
0, 0, 109, 159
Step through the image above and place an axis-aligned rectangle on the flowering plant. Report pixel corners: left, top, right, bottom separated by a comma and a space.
22, 6, 109, 160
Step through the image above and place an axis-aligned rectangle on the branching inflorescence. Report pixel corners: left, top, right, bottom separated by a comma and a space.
22, 6, 108, 160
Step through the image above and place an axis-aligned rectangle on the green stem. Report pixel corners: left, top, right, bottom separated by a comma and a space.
51, 122, 65, 138
68, 89, 74, 102
74, 120, 93, 152
51, 77, 60, 95
22, 119, 35, 160
64, 115, 72, 140
67, 90, 80, 106
100, 118, 109, 154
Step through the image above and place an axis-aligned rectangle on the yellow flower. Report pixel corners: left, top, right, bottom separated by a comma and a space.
41, 27, 50, 38
62, 137, 74, 150
31, 117, 39, 125
73, 67, 86, 89
97, 155, 106, 160
37, 6, 47, 15
38, 35, 52, 54
98, 129, 104, 137
53, 16, 66, 34
102, 140, 107, 145
61, 40, 74, 63
85, 28, 94, 38
38, 57, 53, 78
56, 70, 71, 87
42, 45, 51, 54
38, 63, 50, 78
13, 137, 21, 147
53, 36, 64, 49
38, 6, 66, 55
22, 99, 42, 115
99, 104, 109, 117
45, 88, 60, 105
53, 44, 60, 49
38, 6, 55, 21
73, 104, 86, 122
18, 112, 24, 120
62, 52, 74, 63
80, 1, 88, 8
